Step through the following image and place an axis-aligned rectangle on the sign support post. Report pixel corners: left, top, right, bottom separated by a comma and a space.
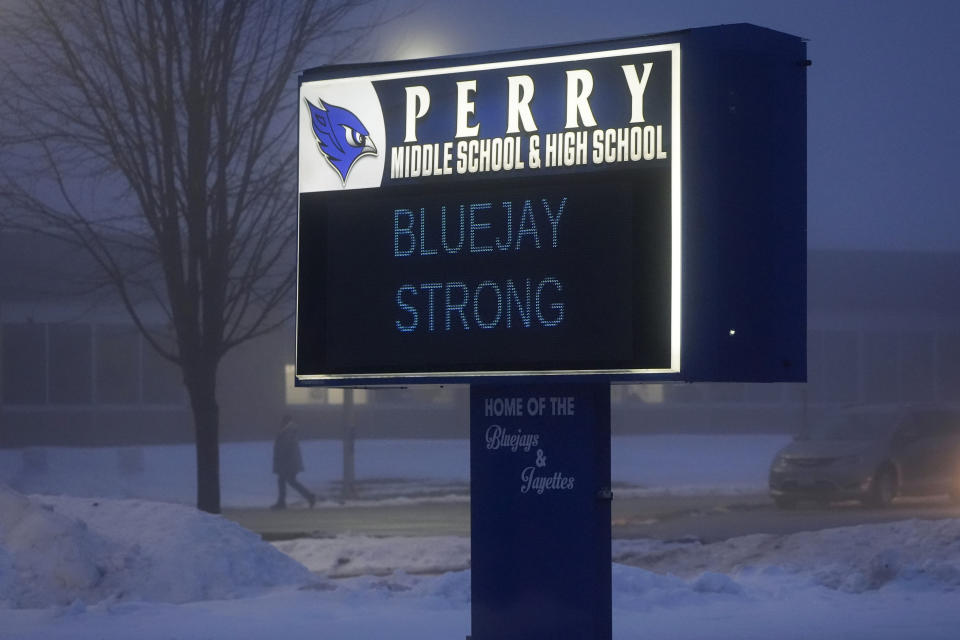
470, 382, 612, 640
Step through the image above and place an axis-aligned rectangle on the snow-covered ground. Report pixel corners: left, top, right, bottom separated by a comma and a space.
3, 434, 960, 639
3, 485, 960, 639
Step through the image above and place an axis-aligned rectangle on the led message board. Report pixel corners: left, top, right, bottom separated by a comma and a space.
297, 25, 807, 385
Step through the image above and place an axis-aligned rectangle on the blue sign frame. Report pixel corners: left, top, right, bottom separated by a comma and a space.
296, 24, 806, 386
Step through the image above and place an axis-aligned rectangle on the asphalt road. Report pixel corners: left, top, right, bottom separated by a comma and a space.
610, 494, 960, 542
223, 493, 960, 542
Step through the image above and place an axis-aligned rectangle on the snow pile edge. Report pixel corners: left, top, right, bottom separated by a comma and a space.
0, 485, 314, 609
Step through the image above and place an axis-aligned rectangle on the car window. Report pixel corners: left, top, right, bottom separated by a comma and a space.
912, 410, 960, 439
892, 415, 920, 442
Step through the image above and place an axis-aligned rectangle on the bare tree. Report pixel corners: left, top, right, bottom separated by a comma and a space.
0, 0, 391, 513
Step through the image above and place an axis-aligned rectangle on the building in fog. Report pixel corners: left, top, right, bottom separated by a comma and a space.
2, 230, 959, 446
615, 250, 960, 431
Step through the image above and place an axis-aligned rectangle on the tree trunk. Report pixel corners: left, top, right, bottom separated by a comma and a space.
185, 357, 221, 514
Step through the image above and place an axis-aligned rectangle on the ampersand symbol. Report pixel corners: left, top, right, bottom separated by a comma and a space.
535, 449, 547, 468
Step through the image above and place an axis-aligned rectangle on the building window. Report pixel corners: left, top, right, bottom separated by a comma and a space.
283, 363, 367, 406
141, 340, 185, 404
48, 323, 93, 404
1, 321, 185, 407
1, 323, 47, 404
96, 324, 140, 404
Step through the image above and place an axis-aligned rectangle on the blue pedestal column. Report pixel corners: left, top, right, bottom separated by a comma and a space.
470, 382, 612, 640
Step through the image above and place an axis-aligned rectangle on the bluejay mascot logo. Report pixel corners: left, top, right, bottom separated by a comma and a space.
305, 97, 377, 184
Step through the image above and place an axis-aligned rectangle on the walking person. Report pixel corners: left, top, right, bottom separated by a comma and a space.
271, 415, 316, 509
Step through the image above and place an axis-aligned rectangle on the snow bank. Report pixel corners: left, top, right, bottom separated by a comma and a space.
0, 485, 314, 609
614, 517, 960, 593
4, 488, 960, 639
274, 536, 471, 577
277, 518, 960, 602
0, 487, 108, 609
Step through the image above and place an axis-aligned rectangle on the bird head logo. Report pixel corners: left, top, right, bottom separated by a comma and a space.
305, 97, 378, 185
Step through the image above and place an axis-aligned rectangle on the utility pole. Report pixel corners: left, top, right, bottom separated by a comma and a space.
341, 388, 355, 501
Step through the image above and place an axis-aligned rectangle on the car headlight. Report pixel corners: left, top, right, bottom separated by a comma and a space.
771, 455, 790, 471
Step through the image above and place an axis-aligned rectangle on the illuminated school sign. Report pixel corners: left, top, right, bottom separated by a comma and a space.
297, 46, 675, 190
296, 25, 807, 385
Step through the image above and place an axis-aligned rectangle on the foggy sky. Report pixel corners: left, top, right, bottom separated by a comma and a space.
366, 0, 960, 253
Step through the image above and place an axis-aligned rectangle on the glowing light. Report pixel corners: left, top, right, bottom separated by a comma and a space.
385, 33, 452, 62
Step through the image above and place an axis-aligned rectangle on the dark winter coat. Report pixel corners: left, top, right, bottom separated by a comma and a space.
273, 425, 304, 476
